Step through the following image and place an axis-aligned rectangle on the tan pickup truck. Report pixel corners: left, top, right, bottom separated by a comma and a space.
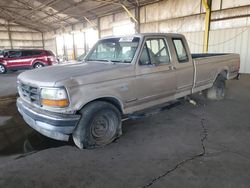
17, 33, 240, 149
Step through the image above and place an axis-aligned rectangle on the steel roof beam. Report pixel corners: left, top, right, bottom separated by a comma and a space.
11, 0, 61, 22
12, 0, 71, 26
33, 0, 87, 22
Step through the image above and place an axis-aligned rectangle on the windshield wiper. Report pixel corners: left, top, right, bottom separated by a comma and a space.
111, 60, 131, 63
87, 59, 131, 64
87, 59, 113, 63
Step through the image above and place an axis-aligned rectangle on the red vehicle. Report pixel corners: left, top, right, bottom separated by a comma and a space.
0, 49, 58, 74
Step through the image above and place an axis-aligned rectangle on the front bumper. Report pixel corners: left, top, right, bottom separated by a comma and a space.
17, 98, 81, 141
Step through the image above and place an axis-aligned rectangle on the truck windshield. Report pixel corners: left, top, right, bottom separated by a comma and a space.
86, 37, 140, 63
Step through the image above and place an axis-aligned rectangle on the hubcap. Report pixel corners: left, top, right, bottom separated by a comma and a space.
92, 116, 109, 138
91, 111, 116, 143
35, 64, 43, 68
0, 65, 5, 73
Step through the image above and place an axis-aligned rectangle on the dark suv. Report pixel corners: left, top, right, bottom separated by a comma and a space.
0, 49, 58, 74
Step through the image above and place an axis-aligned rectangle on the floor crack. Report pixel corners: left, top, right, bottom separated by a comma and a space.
141, 118, 208, 188
206, 141, 250, 160
14, 151, 38, 160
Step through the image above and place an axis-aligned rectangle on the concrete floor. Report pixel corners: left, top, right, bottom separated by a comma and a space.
0, 75, 249, 188
0, 71, 24, 97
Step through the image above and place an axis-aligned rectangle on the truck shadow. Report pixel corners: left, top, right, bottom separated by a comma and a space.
0, 101, 73, 156
0, 93, 208, 156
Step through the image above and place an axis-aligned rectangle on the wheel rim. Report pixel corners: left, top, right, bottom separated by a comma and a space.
90, 111, 116, 143
0, 65, 5, 73
35, 64, 43, 68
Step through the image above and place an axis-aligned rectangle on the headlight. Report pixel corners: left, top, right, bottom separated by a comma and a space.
40, 88, 69, 108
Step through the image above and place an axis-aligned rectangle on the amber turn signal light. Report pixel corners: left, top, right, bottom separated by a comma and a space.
41, 99, 69, 107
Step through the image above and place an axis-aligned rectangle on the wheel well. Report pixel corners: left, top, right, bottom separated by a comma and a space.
0, 63, 6, 69
82, 97, 123, 114
33, 62, 44, 67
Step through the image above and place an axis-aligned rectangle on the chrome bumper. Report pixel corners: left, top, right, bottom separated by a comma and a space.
17, 98, 81, 141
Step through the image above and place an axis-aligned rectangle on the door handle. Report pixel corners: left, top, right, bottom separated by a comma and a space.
169, 65, 176, 70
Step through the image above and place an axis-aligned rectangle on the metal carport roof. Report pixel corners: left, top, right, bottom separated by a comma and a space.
0, 0, 159, 32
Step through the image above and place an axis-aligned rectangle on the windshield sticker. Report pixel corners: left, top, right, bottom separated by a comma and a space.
119, 36, 134, 42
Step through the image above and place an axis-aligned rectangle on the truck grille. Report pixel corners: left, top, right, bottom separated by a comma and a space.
19, 82, 40, 105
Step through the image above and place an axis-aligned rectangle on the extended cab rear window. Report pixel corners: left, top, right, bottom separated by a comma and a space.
172, 38, 189, 63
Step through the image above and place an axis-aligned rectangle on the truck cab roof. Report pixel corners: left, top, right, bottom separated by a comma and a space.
101, 33, 185, 40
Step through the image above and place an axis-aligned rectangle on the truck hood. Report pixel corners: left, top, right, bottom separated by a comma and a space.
18, 61, 132, 87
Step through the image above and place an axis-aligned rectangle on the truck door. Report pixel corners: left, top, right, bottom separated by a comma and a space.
134, 37, 176, 105
171, 37, 194, 95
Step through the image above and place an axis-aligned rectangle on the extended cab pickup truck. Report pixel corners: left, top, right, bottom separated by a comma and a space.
16, 33, 240, 149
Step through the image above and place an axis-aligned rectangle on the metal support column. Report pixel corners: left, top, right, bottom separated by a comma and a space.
54, 30, 58, 56
41, 32, 45, 49
97, 17, 101, 39
83, 31, 87, 55
72, 26, 76, 60
202, 0, 212, 53
135, 5, 140, 33
63, 34, 67, 61
7, 22, 13, 49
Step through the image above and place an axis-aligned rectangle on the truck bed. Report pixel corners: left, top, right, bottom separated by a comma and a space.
192, 53, 240, 93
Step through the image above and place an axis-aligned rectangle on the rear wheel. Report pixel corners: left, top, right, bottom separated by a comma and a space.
206, 75, 226, 100
73, 101, 122, 149
33, 62, 44, 69
0, 64, 6, 74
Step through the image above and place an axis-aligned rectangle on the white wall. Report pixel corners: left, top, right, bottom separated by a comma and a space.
43, 31, 57, 55
43, 9, 136, 60
41, 0, 250, 73
0, 18, 43, 50
100, 10, 135, 38
139, 0, 250, 73
209, 27, 250, 73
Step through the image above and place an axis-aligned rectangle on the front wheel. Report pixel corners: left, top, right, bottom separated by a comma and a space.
0, 64, 6, 74
206, 75, 226, 100
73, 101, 122, 149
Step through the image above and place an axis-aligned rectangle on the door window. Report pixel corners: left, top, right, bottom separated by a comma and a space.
172, 39, 189, 63
139, 38, 170, 65
8, 51, 21, 58
22, 50, 34, 57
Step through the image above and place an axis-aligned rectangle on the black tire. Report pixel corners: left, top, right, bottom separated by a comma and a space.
236, 73, 240, 80
0, 64, 6, 74
33, 62, 44, 69
73, 101, 122, 149
206, 75, 226, 100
